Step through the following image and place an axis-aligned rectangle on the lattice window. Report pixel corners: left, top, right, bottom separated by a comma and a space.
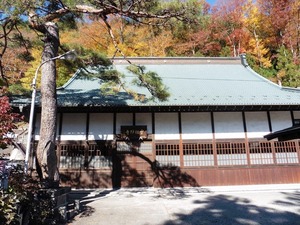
88, 144, 112, 168
155, 143, 180, 167
117, 142, 131, 152
117, 141, 152, 153
216, 142, 247, 166
249, 142, 274, 165
59, 144, 85, 169
274, 141, 299, 164
183, 143, 214, 167
139, 142, 153, 153
59, 142, 112, 168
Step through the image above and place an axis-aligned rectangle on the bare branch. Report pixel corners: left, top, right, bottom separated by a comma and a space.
43, 7, 70, 21
75, 5, 104, 14
0, 18, 17, 85
102, 17, 131, 64
73, 3, 185, 23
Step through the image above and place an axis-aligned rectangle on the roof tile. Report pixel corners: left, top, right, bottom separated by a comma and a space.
52, 56, 300, 109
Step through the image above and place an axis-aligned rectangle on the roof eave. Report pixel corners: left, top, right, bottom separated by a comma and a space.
53, 104, 300, 113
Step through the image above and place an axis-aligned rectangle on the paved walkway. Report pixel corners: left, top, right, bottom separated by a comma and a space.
68, 184, 300, 225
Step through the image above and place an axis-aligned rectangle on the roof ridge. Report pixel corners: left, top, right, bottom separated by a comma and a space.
112, 56, 242, 65
243, 63, 300, 93
57, 68, 83, 90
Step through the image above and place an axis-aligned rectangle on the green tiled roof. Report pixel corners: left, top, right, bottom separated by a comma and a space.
54, 55, 300, 111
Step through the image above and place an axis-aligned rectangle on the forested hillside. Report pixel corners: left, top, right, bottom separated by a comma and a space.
1, 0, 300, 92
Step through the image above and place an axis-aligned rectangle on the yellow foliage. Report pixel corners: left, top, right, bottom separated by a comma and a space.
150, 30, 174, 56
247, 38, 272, 68
243, 0, 272, 61
61, 21, 110, 53
277, 69, 286, 80
21, 47, 43, 90
243, 1, 261, 32
61, 18, 174, 57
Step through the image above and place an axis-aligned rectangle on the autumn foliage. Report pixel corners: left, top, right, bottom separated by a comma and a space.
0, 96, 19, 148
51, 0, 300, 87
0, 0, 297, 91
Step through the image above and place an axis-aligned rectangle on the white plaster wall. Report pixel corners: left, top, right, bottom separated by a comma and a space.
270, 111, 292, 132
60, 113, 87, 140
181, 112, 213, 140
214, 112, 245, 139
245, 112, 270, 138
88, 113, 114, 140
155, 113, 180, 140
135, 113, 152, 133
116, 113, 133, 134
34, 113, 60, 141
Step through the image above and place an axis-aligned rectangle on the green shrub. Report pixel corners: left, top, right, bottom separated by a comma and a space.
0, 167, 57, 225
0, 188, 19, 224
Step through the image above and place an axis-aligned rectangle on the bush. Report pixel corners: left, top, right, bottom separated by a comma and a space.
0, 165, 58, 225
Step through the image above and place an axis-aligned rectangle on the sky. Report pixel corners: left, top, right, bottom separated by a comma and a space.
206, 0, 217, 6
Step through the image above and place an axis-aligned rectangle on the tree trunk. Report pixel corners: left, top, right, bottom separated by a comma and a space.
36, 22, 60, 187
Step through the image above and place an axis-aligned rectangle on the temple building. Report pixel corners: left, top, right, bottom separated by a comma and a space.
13, 55, 300, 188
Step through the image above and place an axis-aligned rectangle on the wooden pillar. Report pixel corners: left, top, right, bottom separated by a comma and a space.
152, 112, 156, 161
113, 112, 117, 136
291, 111, 295, 126
242, 111, 251, 166
267, 111, 272, 132
84, 113, 89, 168
178, 112, 184, 168
56, 113, 63, 168
271, 141, 277, 165
132, 113, 136, 168
211, 112, 217, 167
85, 113, 90, 141
133, 112, 136, 126
267, 111, 277, 164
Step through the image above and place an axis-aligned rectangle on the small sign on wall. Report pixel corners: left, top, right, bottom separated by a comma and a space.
119, 126, 148, 141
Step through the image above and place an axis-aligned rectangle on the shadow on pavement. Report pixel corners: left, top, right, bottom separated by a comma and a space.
274, 191, 300, 208
163, 192, 300, 225
66, 189, 300, 225
67, 188, 118, 221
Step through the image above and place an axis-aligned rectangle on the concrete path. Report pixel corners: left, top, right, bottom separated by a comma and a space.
68, 184, 300, 225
